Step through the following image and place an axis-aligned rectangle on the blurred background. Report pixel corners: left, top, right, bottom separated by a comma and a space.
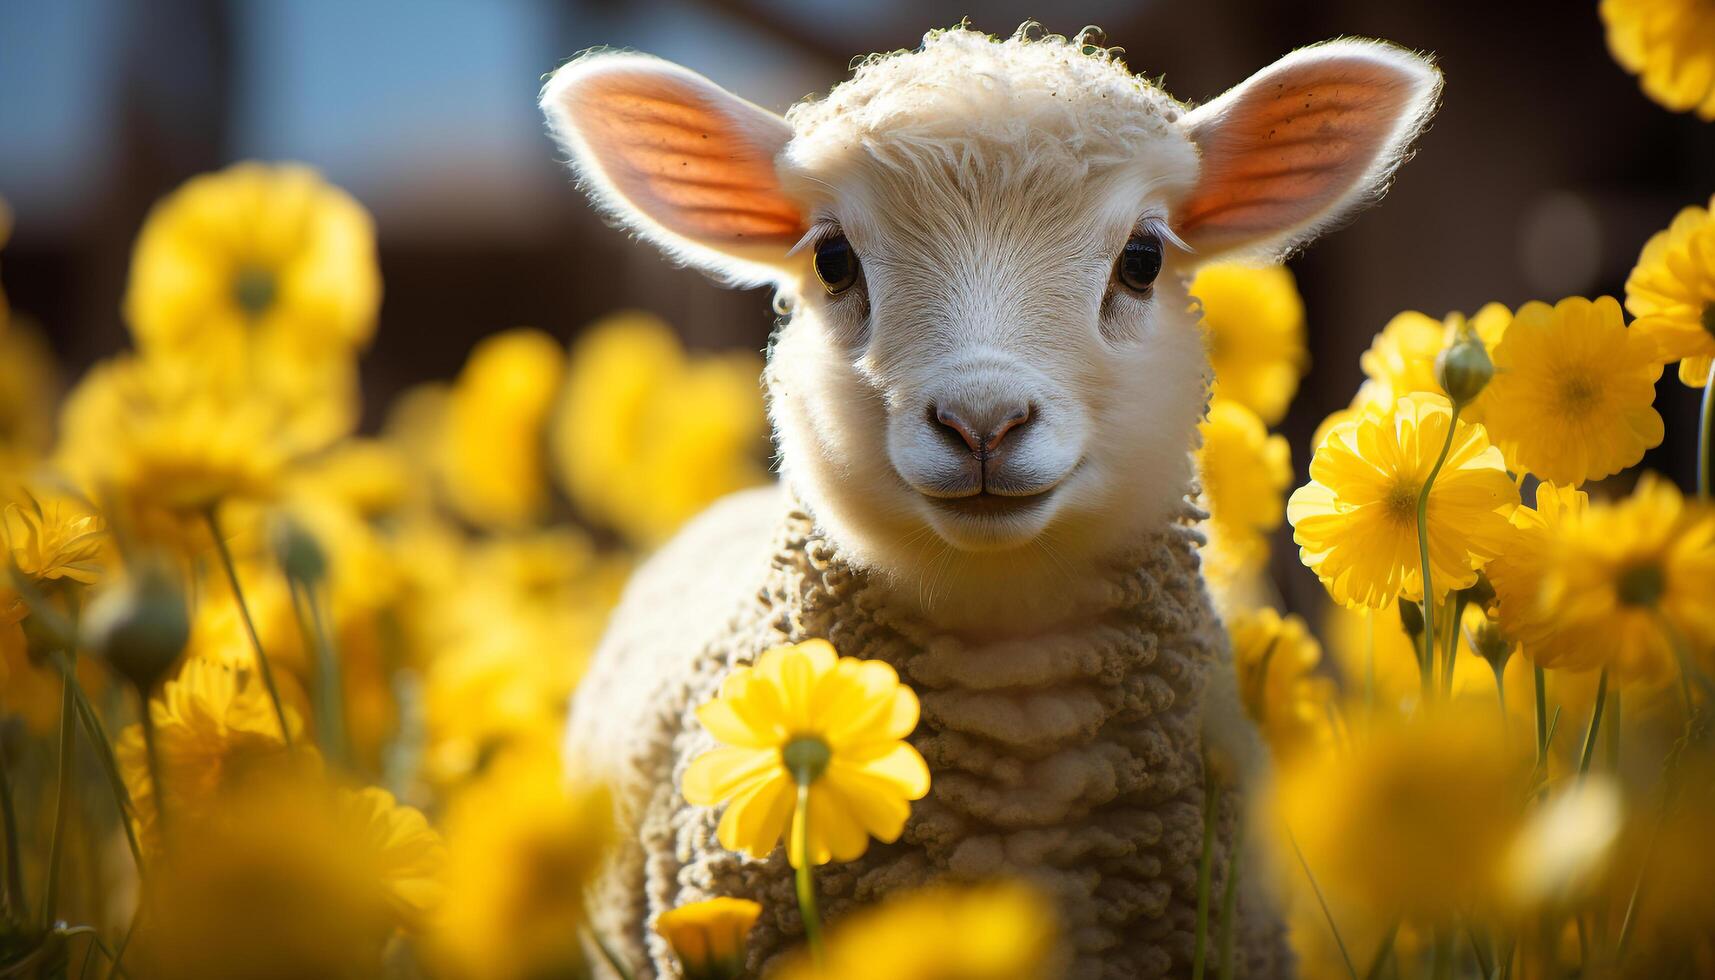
3, 0, 1709, 614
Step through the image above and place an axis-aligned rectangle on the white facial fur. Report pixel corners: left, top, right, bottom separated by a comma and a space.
541, 27, 1441, 628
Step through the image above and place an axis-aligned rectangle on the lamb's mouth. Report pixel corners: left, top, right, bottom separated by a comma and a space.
926, 490, 1055, 520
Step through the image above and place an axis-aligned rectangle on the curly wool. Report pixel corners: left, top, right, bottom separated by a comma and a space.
576, 497, 1289, 979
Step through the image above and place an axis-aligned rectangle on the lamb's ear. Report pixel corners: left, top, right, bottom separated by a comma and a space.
541, 52, 807, 287
1173, 40, 1441, 260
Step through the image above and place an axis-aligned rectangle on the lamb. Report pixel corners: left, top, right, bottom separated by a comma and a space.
541, 23, 1439, 979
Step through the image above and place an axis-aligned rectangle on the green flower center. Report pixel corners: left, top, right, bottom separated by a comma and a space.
1616, 562, 1665, 607
233, 265, 277, 318
1702, 302, 1715, 338
782, 736, 832, 786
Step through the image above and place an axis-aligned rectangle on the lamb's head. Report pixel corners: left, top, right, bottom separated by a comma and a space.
543, 25, 1439, 621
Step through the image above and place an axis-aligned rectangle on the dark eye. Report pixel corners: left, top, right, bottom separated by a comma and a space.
1116, 232, 1163, 293
813, 234, 860, 295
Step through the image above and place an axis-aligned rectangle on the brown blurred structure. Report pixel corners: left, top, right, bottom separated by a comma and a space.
4, 0, 1709, 617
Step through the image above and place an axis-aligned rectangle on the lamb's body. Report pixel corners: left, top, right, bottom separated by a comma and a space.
569, 485, 1288, 978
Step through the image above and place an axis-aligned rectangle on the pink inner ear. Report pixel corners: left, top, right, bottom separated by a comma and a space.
569, 71, 805, 247
1177, 58, 1421, 250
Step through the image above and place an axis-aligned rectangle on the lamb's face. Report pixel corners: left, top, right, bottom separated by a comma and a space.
541, 25, 1440, 618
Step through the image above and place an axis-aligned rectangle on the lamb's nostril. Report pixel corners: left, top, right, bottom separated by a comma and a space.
986, 404, 1033, 452
931, 402, 1035, 457
933, 404, 984, 454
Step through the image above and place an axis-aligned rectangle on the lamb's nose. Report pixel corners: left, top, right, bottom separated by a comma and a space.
932, 401, 1034, 456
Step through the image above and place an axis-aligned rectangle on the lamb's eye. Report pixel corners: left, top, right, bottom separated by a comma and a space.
813, 234, 859, 295
1116, 232, 1163, 293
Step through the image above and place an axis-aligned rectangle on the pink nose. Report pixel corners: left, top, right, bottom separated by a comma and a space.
932, 402, 1034, 456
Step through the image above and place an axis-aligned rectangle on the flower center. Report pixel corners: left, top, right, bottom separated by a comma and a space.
781, 736, 832, 786
1559, 375, 1598, 413
1616, 562, 1665, 607
233, 265, 277, 318
1384, 479, 1420, 526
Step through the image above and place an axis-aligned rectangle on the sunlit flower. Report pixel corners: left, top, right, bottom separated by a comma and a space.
1196, 399, 1291, 583
436, 328, 565, 529
124, 161, 380, 366
1482, 296, 1664, 485
1350, 305, 1510, 424
1264, 709, 1531, 922
1191, 263, 1306, 425
2, 490, 105, 587
775, 881, 1055, 980
137, 773, 443, 979
1601, 0, 1715, 120
683, 639, 929, 868
656, 897, 762, 980
1508, 474, 1715, 681
1288, 393, 1517, 609
115, 655, 301, 848
0, 320, 58, 477
434, 752, 614, 980
1229, 606, 1335, 759
1625, 194, 1715, 387
1487, 482, 1588, 657
551, 312, 766, 545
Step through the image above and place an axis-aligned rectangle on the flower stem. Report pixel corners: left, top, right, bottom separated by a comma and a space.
1216, 819, 1243, 980
0, 734, 24, 918
1192, 772, 1220, 980
1698, 376, 1713, 498
289, 579, 347, 768
1441, 594, 1465, 699
1415, 404, 1461, 706
50, 652, 145, 878
205, 508, 292, 745
793, 783, 824, 965
1287, 828, 1359, 980
1533, 665, 1549, 799
583, 925, 636, 980
42, 655, 78, 928
1576, 667, 1610, 778
139, 695, 169, 839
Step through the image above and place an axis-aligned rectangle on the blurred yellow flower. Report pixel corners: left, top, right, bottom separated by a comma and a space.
1191, 263, 1306, 425
1488, 482, 1588, 659
1511, 474, 1715, 681
683, 639, 929, 868
2, 490, 105, 586
656, 896, 762, 980
1264, 710, 1531, 923
1483, 296, 1664, 485
0, 320, 58, 476
1323, 601, 1534, 720
1625, 194, 1715, 387
434, 752, 613, 980
1601, 0, 1715, 119
115, 655, 301, 847
1501, 777, 1623, 911
436, 328, 565, 529
124, 161, 380, 366
1229, 607, 1335, 759
775, 881, 1055, 980
1288, 393, 1517, 609
137, 774, 443, 980
552, 312, 767, 546
1197, 398, 1291, 582
1350, 305, 1510, 424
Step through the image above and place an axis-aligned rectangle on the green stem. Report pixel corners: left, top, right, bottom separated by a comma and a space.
42, 655, 78, 927
289, 580, 347, 768
1441, 595, 1466, 699
1362, 923, 1399, 980
1606, 691, 1621, 772
105, 902, 140, 980
51, 653, 145, 877
1414, 403, 1462, 707
1533, 666, 1549, 799
205, 508, 293, 745
1216, 819, 1243, 980
1697, 375, 1712, 498
0, 735, 24, 918
139, 697, 168, 840
583, 925, 636, 980
1192, 773, 1220, 980
1287, 828, 1359, 980
1577, 668, 1610, 777
792, 783, 824, 965
1494, 665, 1509, 729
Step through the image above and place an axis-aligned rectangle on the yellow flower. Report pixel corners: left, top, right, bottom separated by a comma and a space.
1350, 305, 1511, 424
1482, 296, 1664, 485
137, 772, 443, 980
436, 328, 566, 529
1229, 607, 1335, 759
1487, 482, 1588, 656
682, 639, 930, 868
1287, 393, 1518, 609
0, 320, 58, 476
115, 655, 301, 848
1323, 602, 1534, 720
434, 752, 614, 980
2, 490, 105, 587
1191, 263, 1307, 425
1625, 194, 1715, 387
775, 881, 1055, 980
1501, 777, 1623, 911
124, 162, 380, 366
1505, 474, 1715, 681
551, 312, 767, 546
1264, 709, 1531, 923
1601, 0, 1715, 119
1196, 399, 1291, 583
656, 897, 763, 980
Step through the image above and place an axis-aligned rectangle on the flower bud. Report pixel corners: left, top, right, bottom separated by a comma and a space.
1397, 598, 1425, 642
269, 513, 327, 586
83, 561, 189, 691
1436, 318, 1493, 408
656, 897, 762, 980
